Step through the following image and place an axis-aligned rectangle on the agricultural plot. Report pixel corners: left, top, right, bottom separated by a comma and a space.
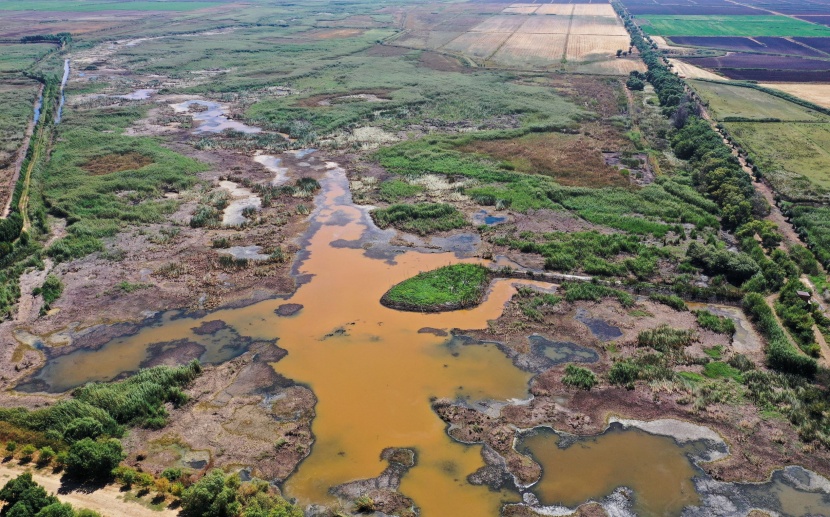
726, 122, 830, 198
469, 15, 528, 33
516, 16, 573, 34
760, 83, 830, 109
570, 15, 630, 36
689, 80, 825, 121
443, 32, 511, 59
669, 36, 829, 57
502, 4, 539, 15
684, 54, 830, 71
668, 59, 728, 80
639, 15, 830, 37
535, 4, 575, 16
392, 30, 462, 50
0, 43, 55, 73
566, 34, 630, 61
491, 33, 568, 66
572, 4, 616, 16
794, 37, 830, 54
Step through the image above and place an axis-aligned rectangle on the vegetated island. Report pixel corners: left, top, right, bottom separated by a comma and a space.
380, 264, 491, 312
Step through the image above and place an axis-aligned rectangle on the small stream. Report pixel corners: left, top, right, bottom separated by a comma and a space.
54, 58, 69, 125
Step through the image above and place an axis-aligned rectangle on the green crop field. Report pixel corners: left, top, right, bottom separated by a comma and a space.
0, 0, 224, 11
726, 121, 830, 198
0, 43, 54, 73
639, 15, 830, 37
690, 80, 826, 122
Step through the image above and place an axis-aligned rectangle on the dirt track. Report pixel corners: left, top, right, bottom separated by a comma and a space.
0, 462, 177, 517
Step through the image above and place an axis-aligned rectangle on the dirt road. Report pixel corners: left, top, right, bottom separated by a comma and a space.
0, 462, 178, 517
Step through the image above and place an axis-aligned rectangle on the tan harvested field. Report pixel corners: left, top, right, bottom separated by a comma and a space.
502, 3, 539, 14
469, 14, 528, 33
444, 31, 511, 58
535, 4, 575, 15
574, 57, 647, 75
572, 3, 616, 16
516, 16, 573, 34
570, 15, 629, 36
491, 32, 568, 66
396, 2, 634, 67
566, 34, 630, 61
669, 58, 728, 80
760, 83, 830, 109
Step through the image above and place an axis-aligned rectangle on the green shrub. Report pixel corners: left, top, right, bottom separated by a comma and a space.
703, 361, 743, 382
372, 203, 467, 236
694, 310, 736, 335
65, 438, 124, 480
649, 293, 687, 311
562, 282, 634, 307
637, 325, 696, 352
743, 293, 817, 376
608, 361, 640, 388
562, 364, 598, 390
33, 275, 63, 307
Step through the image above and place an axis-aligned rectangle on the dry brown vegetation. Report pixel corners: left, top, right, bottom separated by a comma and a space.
462, 132, 629, 188
82, 152, 154, 176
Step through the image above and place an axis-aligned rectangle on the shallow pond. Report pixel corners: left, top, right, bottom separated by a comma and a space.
520, 426, 701, 515
171, 99, 261, 134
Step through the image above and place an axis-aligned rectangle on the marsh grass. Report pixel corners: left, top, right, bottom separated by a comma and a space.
383, 264, 489, 311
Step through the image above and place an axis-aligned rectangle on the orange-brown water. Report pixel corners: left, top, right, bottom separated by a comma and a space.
521, 427, 700, 515
34, 166, 535, 514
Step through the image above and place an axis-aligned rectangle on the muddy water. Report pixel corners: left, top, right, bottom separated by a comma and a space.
26, 163, 537, 515
521, 427, 700, 516
170, 100, 261, 134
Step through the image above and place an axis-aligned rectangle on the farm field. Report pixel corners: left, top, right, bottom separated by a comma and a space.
1, 1, 830, 517
668, 59, 727, 80
669, 36, 830, 57
761, 83, 830, 109
639, 15, 830, 37
726, 121, 830, 199
690, 80, 827, 121
393, 1, 633, 69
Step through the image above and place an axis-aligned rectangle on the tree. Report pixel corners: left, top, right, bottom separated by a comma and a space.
65, 439, 124, 480
0, 473, 57, 517
34, 503, 76, 517
181, 470, 241, 517
62, 418, 104, 444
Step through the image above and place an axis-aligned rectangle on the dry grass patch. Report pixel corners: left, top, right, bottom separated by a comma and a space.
444, 32, 510, 58
535, 4, 574, 15
296, 89, 394, 108
83, 152, 153, 176
502, 4, 539, 14
668, 59, 728, 80
572, 4, 617, 16
461, 132, 630, 188
307, 28, 365, 39
491, 33, 567, 66
469, 15, 528, 33
569, 15, 629, 36
566, 34, 630, 61
759, 83, 830, 109
516, 16, 572, 34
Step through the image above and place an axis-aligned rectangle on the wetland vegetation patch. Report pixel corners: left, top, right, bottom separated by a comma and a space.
381, 263, 490, 312
81, 151, 153, 176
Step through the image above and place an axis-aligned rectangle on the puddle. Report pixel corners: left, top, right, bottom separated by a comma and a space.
119, 88, 155, 100
253, 155, 289, 185
219, 180, 261, 226
519, 425, 702, 516
473, 209, 508, 226
574, 308, 622, 342
528, 334, 599, 365
171, 99, 261, 134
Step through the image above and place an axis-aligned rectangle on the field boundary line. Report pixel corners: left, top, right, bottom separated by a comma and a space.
561, 4, 575, 62
484, 12, 535, 63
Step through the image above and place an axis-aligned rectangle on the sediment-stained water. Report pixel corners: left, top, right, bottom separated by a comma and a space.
23, 161, 536, 515
520, 426, 701, 516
